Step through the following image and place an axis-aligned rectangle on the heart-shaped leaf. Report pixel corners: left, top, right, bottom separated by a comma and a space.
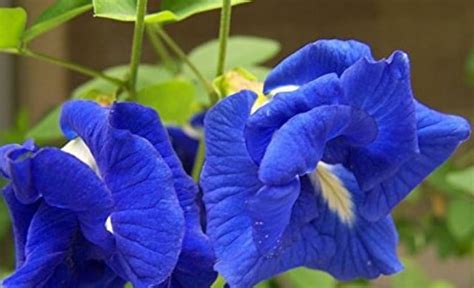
137, 79, 196, 125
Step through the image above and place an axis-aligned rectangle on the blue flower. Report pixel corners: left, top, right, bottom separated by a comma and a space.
0, 101, 216, 287
201, 39, 471, 287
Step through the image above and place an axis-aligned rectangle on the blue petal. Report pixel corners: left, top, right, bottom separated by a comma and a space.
163, 230, 217, 288
100, 128, 185, 287
110, 102, 198, 211
109, 102, 216, 287
246, 73, 342, 164
0, 144, 22, 178
309, 165, 403, 280
264, 39, 373, 94
2, 144, 40, 204
60, 100, 109, 154
360, 102, 471, 221
1, 185, 39, 268
45, 238, 125, 288
248, 179, 301, 253
27, 148, 114, 250
259, 105, 377, 185
2, 204, 78, 287
202, 91, 334, 287
339, 51, 419, 190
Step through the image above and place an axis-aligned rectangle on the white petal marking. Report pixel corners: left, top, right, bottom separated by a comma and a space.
311, 163, 355, 225
105, 215, 114, 234
269, 85, 300, 97
61, 138, 99, 174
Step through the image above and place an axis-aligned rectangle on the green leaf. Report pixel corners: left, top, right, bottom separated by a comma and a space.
392, 258, 429, 288
427, 163, 462, 196
158, 0, 250, 23
23, 0, 93, 43
0, 109, 29, 144
27, 64, 172, 142
72, 64, 172, 99
429, 281, 455, 288
0, 7, 27, 51
92, 0, 137, 21
93, 0, 249, 23
26, 107, 63, 142
254, 281, 271, 288
285, 267, 336, 288
187, 36, 280, 80
446, 166, 474, 195
137, 79, 196, 125
446, 199, 474, 240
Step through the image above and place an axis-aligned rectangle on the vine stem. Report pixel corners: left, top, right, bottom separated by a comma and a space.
145, 24, 176, 74
216, 0, 232, 77
153, 24, 218, 104
192, 137, 206, 182
22, 49, 125, 87
128, 0, 149, 99
190, 0, 234, 182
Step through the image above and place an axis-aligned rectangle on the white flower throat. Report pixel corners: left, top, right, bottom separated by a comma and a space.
61, 138, 99, 174
310, 163, 355, 225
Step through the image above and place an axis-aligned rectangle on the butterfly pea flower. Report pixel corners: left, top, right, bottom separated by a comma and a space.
0, 141, 127, 287
201, 39, 471, 287
0, 100, 216, 287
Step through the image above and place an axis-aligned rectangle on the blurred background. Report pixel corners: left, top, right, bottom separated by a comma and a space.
0, 0, 473, 287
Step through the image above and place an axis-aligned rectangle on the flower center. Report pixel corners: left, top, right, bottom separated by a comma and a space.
310, 163, 355, 225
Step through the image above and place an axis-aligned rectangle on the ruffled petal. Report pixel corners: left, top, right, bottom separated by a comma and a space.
100, 128, 185, 287
3, 144, 39, 204
109, 102, 216, 287
264, 39, 373, 94
202, 92, 334, 287
360, 102, 471, 221
308, 165, 403, 280
259, 105, 377, 185
340, 51, 418, 190
109, 102, 198, 212
28, 148, 113, 249
1, 185, 39, 268
248, 179, 301, 253
246, 73, 342, 164
60, 100, 109, 155
0, 144, 22, 178
2, 204, 78, 287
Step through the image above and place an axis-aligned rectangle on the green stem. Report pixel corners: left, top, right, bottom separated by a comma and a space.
146, 24, 176, 73
192, 137, 206, 182
128, 0, 148, 99
153, 25, 218, 104
22, 49, 125, 87
216, 0, 232, 77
